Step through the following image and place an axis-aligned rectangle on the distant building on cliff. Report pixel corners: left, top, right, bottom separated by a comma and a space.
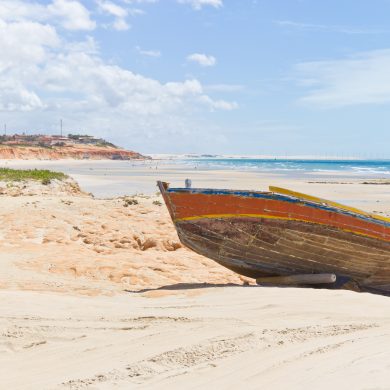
0, 134, 118, 149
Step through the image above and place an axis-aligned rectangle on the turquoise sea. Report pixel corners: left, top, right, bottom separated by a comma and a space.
184, 158, 390, 176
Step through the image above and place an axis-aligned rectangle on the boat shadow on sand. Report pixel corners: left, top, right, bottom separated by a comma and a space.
125, 282, 254, 294
126, 279, 390, 296
124, 282, 347, 294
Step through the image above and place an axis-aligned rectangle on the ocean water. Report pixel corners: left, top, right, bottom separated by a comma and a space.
183, 158, 390, 176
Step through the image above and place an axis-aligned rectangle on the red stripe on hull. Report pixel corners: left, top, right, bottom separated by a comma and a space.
169, 193, 390, 241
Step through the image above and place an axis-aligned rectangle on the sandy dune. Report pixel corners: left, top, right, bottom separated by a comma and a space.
1, 177, 390, 389
0, 193, 248, 295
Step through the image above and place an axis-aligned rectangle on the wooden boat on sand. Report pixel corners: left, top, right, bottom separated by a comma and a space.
158, 181, 390, 295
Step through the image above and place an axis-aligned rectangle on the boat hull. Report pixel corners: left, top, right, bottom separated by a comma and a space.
158, 182, 390, 295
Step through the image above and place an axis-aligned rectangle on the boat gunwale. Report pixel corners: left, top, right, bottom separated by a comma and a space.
165, 186, 390, 228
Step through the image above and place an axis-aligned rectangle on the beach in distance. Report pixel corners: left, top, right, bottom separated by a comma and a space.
1, 157, 390, 389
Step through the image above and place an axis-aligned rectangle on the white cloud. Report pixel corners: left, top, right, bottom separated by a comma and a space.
98, 0, 128, 17
112, 18, 130, 30
296, 49, 390, 108
0, 19, 60, 111
97, 0, 131, 30
136, 46, 161, 57
48, 0, 96, 30
127, 8, 145, 16
178, 0, 223, 10
199, 95, 238, 110
0, 0, 96, 31
0, 85, 44, 112
165, 80, 203, 96
0, 20, 59, 67
275, 20, 390, 35
0, 1, 45, 22
187, 53, 216, 67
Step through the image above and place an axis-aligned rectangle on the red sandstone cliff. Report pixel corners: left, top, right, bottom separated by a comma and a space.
0, 145, 148, 160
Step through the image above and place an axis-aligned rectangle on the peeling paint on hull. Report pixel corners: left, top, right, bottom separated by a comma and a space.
157, 181, 390, 295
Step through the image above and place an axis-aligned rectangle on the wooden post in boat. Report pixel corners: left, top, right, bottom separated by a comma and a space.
256, 273, 337, 286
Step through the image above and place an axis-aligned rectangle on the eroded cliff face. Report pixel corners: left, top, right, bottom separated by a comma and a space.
0, 145, 148, 160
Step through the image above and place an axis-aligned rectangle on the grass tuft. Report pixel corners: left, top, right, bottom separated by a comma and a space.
0, 168, 68, 182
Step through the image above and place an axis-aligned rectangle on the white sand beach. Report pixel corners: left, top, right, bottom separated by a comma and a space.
1, 163, 390, 389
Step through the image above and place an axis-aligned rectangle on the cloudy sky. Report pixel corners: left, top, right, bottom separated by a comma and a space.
1, 0, 390, 156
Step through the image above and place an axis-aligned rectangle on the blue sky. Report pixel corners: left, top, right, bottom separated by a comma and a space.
1, 0, 390, 156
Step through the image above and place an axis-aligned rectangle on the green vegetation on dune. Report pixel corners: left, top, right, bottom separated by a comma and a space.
0, 168, 68, 183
